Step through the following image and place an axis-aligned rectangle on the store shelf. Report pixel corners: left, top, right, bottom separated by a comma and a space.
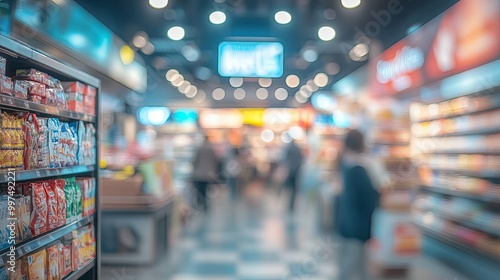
419, 150, 500, 155
63, 259, 96, 280
0, 95, 96, 122
422, 168, 500, 179
417, 224, 500, 263
0, 215, 94, 264
371, 141, 409, 146
417, 126, 500, 138
420, 185, 500, 204
417, 207, 500, 237
0, 165, 95, 183
415, 103, 500, 123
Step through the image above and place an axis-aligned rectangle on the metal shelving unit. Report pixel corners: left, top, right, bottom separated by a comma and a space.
0, 35, 100, 279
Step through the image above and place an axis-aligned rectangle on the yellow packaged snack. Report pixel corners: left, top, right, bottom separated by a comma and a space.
24, 249, 47, 280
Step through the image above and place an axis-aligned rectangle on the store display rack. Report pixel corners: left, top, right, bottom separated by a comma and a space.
0, 35, 100, 279
420, 185, 500, 204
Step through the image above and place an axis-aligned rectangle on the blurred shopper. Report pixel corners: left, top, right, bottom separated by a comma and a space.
192, 135, 219, 211
224, 146, 241, 201
283, 139, 304, 212
337, 129, 379, 280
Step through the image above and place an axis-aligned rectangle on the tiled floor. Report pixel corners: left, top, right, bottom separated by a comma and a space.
102, 183, 408, 280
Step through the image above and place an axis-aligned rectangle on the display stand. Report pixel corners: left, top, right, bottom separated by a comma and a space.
0, 35, 100, 279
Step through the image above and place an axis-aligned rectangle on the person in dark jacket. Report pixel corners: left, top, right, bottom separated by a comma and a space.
192, 135, 219, 211
283, 139, 304, 212
337, 129, 379, 280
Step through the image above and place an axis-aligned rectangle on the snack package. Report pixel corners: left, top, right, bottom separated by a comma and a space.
16, 69, 48, 85
30, 183, 48, 236
84, 105, 95, 116
13, 80, 29, 99
63, 179, 74, 223
26, 81, 46, 97
63, 81, 85, 95
71, 237, 80, 271
0, 56, 5, 75
67, 122, 79, 166
28, 94, 43, 104
67, 92, 84, 113
43, 182, 58, 230
46, 245, 60, 280
0, 75, 12, 96
57, 243, 65, 278
62, 244, 72, 276
24, 249, 47, 280
84, 85, 96, 96
73, 180, 82, 219
48, 118, 61, 168
19, 196, 32, 240
37, 117, 50, 168
23, 113, 39, 170
8, 260, 25, 280
52, 179, 67, 227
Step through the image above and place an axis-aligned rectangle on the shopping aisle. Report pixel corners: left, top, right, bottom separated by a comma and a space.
103, 183, 410, 280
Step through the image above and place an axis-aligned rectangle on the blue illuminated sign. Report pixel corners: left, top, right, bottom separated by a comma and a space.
218, 41, 284, 78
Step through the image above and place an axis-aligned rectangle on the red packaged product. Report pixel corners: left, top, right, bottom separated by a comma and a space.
0, 75, 13, 95
58, 243, 65, 278
23, 113, 39, 170
43, 181, 59, 230
26, 81, 46, 97
13, 80, 29, 99
84, 85, 96, 96
43, 88, 57, 106
28, 94, 43, 104
62, 244, 72, 276
16, 68, 48, 84
83, 94, 95, 107
84, 106, 95, 116
30, 183, 48, 236
63, 81, 85, 95
47, 245, 60, 280
72, 238, 80, 270
53, 179, 67, 227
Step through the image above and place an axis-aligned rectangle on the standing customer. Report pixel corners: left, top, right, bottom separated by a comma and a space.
283, 139, 304, 212
337, 129, 379, 280
192, 135, 219, 212
224, 146, 241, 202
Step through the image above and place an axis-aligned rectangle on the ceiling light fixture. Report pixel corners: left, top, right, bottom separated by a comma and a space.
167, 26, 185, 41
351, 43, 369, 58
258, 78, 272, 88
195, 89, 207, 103
302, 49, 318, 63
229, 77, 244, 87
171, 74, 184, 86
295, 92, 308, 104
165, 69, 179, 81
274, 11, 292, 24
234, 88, 246, 100
275, 88, 288, 101
318, 26, 336, 41
341, 0, 361, 9
212, 88, 225, 100
209, 11, 227, 24
149, 0, 169, 9
325, 62, 340, 75
119, 45, 134, 65
132, 32, 148, 48
285, 75, 300, 88
178, 81, 191, 93
186, 85, 198, 98
314, 73, 329, 87
256, 88, 269, 100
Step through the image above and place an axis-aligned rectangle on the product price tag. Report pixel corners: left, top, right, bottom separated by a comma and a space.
44, 107, 49, 113
54, 169, 60, 175
6, 98, 13, 105
3, 173, 8, 182
46, 170, 52, 176
48, 234, 55, 241
35, 170, 41, 177
23, 101, 30, 109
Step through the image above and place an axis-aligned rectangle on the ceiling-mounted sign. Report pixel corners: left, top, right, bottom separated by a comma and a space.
218, 41, 284, 78
370, 0, 500, 96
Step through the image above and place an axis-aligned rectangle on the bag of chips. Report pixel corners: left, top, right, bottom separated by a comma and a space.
24, 249, 47, 280
30, 183, 48, 236
47, 245, 60, 280
43, 182, 58, 230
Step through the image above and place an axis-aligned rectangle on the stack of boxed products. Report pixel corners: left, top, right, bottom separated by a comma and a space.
0, 56, 96, 115
0, 224, 96, 280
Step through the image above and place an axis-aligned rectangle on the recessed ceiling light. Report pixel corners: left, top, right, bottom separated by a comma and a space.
149, 0, 169, 9
302, 49, 318, 63
274, 11, 292, 24
351, 43, 369, 58
229, 77, 244, 87
171, 74, 184, 86
295, 92, 308, 103
325, 62, 340, 75
141, 42, 155, 55
181, 45, 200, 62
258, 78, 272, 88
209, 11, 226, 24
275, 88, 288, 101
285, 75, 300, 88
186, 85, 198, 98
195, 89, 206, 103
165, 69, 179, 81
307, 79, 319, 91
341, 0, 361, 9
256, 88, 269, 100
167, 26, 185, 41
212, 88, 225, 100
132, 32, 148, 48
178, 81, 191, 93
318, 26, 336, 41
314, 73, 329, 87
234, 88, 246, 100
